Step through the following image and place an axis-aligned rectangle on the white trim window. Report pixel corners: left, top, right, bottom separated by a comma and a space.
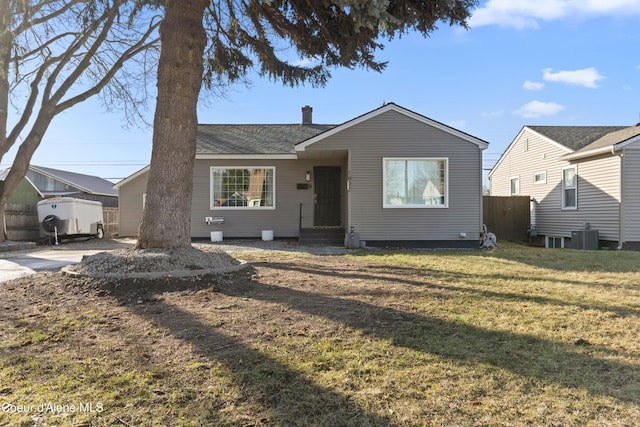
383, 158, 448, 208
510, 176, 520, 195
562, 166, 577, 210
534, 171, 547, 185
210, 166, 275, 209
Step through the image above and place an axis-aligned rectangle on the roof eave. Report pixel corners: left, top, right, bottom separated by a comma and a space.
561, 134, 640, 161
195, 154, 298, 160
296, 103, 489, 152
113, 165, 150, 189
561, 146, 615, 161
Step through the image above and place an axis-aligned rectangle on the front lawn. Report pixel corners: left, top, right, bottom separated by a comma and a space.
1, 243, 639, 426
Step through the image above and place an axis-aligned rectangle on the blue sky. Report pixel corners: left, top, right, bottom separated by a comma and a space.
3, 0, 640, 184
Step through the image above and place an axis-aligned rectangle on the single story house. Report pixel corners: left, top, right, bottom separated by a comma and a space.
488, 124, 640, 249
0, 165, 119, 207
116, 103, 489, 248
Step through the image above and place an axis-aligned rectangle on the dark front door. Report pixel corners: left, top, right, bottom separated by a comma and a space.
314, 166, 341, 226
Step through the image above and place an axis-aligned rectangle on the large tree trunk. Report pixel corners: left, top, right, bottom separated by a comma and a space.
136, 0, 208, 249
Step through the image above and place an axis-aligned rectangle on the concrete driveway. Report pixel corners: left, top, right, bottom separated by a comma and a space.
0, 238, 134, 283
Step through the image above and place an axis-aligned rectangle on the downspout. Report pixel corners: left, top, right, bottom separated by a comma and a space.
612, 145, 624, 250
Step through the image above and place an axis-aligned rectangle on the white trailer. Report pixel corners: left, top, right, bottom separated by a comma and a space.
37, 197, 104, 243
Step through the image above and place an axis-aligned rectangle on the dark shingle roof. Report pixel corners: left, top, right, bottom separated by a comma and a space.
528, 126, 628, 151
196, 124, 335, 155
31, 165, 117, 196
572, 125, 640, 153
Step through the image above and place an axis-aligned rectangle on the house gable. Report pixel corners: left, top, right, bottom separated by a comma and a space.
295, 103, 488, 154
489, 126, 574, 180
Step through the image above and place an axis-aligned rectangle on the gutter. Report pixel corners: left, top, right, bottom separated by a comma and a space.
561, 146, 612, 161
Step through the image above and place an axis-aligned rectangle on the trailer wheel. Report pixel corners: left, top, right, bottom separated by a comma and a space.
96, 225, 104, 239
42, 215, 60, 233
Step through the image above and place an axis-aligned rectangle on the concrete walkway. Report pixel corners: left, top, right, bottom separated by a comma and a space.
0, 248, 108, 283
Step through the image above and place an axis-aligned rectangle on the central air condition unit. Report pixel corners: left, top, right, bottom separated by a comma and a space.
571, 230, 599, 250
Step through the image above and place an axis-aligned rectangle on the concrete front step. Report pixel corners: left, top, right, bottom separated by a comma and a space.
299, 228, 345, 246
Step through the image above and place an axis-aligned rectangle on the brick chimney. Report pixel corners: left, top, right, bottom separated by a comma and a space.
302, 105, 313, 125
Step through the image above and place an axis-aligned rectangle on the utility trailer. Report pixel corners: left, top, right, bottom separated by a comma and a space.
37, 197, 104, 244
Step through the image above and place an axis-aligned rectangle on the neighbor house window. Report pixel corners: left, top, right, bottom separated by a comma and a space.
210, 167, 275, 209
383, 158, 447, 208
510, 177, 520, 195
534, 171, 547, 184
562, 166, 577, 209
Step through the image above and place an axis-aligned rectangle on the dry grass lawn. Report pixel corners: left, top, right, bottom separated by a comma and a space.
1, 242, 639, 426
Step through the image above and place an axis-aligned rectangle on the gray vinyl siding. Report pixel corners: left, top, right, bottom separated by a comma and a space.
622, 144, 640, 242
307, 110, 483, 241
117, 172, 148, 237
191, 158, 345, 239
490, 128, 621, 241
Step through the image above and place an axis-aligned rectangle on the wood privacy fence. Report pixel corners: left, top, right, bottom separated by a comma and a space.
102, 207, 119, 237
4, 203, 39, 241
483, 196, 531, 242
3, 203, 119, 241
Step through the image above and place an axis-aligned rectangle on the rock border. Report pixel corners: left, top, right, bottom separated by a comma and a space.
61, 260, 250, 280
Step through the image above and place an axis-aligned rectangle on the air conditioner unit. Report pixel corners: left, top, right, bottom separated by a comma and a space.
571, 230, 599, 250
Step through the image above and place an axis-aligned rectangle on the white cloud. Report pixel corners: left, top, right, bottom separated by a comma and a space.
523, 80, 545, 90
542, 67, 605, 88
514, 100, 565, 118
482, 110, 504, 118
469, 0, 640, 29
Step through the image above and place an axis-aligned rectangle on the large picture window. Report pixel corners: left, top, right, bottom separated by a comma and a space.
562, 166, 577, 210
383, 158, 447, 208
210, 167, 275, 209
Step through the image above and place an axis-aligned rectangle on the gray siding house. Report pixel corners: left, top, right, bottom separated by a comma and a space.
116, 103, 489, 248
489, 124, 640, 249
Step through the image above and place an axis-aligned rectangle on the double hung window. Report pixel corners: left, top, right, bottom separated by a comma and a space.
562, 167, 577, 209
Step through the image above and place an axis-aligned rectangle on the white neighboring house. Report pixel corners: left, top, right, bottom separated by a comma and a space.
489, 124, 640, 250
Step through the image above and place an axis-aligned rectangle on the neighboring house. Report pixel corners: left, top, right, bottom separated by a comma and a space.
489, 124, 640, 249
0, 170, 43, 205
21, 165, 119, 207
116, 103, 489, 248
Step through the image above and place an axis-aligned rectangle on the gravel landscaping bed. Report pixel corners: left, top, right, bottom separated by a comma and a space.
64, 245, 244, 278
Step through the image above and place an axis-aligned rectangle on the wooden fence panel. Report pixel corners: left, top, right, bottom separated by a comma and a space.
102, 208, 119, 237
483, 196, 531, 242
4, 203, 40, 241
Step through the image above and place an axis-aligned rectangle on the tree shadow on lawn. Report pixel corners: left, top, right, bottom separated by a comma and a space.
213, 266, 640, 405
261, 261, 640, 321
107, 277, 391, 426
